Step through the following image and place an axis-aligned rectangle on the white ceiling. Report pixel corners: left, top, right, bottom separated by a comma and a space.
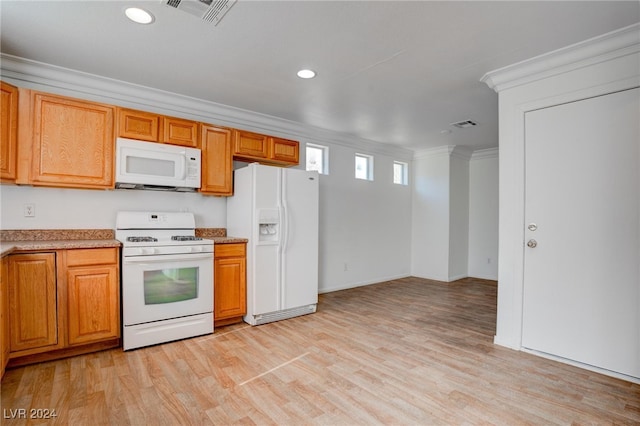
1, 1, 638, 152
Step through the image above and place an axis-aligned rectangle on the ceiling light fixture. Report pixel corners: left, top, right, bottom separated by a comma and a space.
125, 7, 155, 24
297, 69, 316, 79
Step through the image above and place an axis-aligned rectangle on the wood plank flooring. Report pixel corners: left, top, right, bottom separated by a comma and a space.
1, 277, 639, 425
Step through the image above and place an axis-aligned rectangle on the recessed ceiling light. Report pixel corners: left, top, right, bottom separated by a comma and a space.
125, 7, 155, 24
297, 69, 316, 79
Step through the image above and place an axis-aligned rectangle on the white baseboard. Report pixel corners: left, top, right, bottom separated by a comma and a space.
318, 274, 411, 294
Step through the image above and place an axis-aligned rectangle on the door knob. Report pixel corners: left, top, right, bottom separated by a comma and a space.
528, 223, 538, 231
527, 239, 538, 248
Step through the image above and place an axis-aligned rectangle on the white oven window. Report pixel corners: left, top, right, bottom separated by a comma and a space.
143, 267, 198, 305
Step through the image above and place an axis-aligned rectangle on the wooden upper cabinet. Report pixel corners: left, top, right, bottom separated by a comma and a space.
234, 130, 269, 159
24, 91, 115, 189
163, 117, 199, 148
118, 108, 199, 147
117, 108, 160, 142
270, 137, 299, 164
233, 130, 299, 166
1, 81, 18, 182
201, 124, 233, 196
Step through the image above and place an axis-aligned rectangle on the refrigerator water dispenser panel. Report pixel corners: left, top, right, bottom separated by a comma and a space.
258, 208, 279, 243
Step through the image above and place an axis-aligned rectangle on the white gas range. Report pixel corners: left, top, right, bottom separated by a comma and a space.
115, 211, 214, 350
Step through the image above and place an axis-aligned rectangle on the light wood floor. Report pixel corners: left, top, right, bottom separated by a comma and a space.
1, 277, 638, 425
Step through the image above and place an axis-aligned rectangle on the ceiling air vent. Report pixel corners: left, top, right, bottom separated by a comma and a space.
451, 120, 478, 129
163, 0, 237, 25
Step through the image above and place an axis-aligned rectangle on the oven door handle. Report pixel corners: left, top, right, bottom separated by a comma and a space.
123, 253, 213, 263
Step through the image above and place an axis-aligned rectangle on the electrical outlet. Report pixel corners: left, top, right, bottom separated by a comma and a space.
24, 203, 35, 217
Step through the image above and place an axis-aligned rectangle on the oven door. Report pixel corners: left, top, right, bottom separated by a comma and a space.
122, 252, 213, 326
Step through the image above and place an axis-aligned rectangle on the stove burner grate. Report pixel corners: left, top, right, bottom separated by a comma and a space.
171, 235, 203, 241
126, 236, 158, 243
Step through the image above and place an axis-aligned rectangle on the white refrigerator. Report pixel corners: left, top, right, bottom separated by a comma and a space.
227, 163, 319, 325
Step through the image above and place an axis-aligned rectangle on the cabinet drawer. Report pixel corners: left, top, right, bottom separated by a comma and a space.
66, 248, 118, 267
215, 243, 246, 258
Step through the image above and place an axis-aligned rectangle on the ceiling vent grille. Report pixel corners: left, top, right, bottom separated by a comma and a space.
163, 0, 237, 25
450, 120, 478, 129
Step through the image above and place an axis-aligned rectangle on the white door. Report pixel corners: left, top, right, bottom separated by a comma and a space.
522, 88, 640, 378
281, 169, 319, 309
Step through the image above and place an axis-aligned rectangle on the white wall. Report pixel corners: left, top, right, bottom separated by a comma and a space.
0, 56, 413, 295
0, 185, 226, 229
411, 146, 485, 282
315, 143, 412, 293
411, 149, 450, 281
449, 152, 470, 281
468, 149, 499, 280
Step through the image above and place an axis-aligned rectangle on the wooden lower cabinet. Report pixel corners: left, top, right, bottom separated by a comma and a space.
4, 248, 120, 370
214, 243, 246, 327
65, 248, 119, 346
1, 256, 11, 378
8, 253, 59, 355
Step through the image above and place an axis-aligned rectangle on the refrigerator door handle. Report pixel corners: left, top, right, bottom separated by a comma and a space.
280, 170, 289, 308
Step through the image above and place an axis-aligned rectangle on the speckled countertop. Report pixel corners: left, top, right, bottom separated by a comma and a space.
196, 228, 248, 245
0, 228, 247, 257
0, 229, 121, 257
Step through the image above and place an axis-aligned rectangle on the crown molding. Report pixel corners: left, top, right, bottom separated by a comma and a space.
413, 145, 455, 159
481, 23, 640, 93
471, 147, 499, 160
0, 54, 414, 160
414, 145, 475, 161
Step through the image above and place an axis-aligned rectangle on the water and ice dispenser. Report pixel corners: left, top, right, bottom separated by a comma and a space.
258, 209, 279, 242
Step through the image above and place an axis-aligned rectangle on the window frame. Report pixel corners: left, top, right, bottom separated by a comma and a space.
355, 153, 374, 181
393, 161, 409, 185
305, 143, 329, 175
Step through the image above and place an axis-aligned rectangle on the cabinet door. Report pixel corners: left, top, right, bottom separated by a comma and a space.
8, 253, 58, 353
270, 137, 299, 165
30, 92, 115, 189
201, 124, 233, 195
118, 108, 160, 142
1, 81, 18, 182
163, 117, 199, 147
1, 256, 9, 377
66, 264, 119, 346
234, 130, 269, 159
214, 257, 247, 321
214, 243, 246, 322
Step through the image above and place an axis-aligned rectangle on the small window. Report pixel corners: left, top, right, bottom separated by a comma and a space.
355, 153, 374, 181
306, 143, 328, 174
393, 161, 408, 185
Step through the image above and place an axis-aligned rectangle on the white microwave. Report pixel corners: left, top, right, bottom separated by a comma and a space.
115, 138, 201, 191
